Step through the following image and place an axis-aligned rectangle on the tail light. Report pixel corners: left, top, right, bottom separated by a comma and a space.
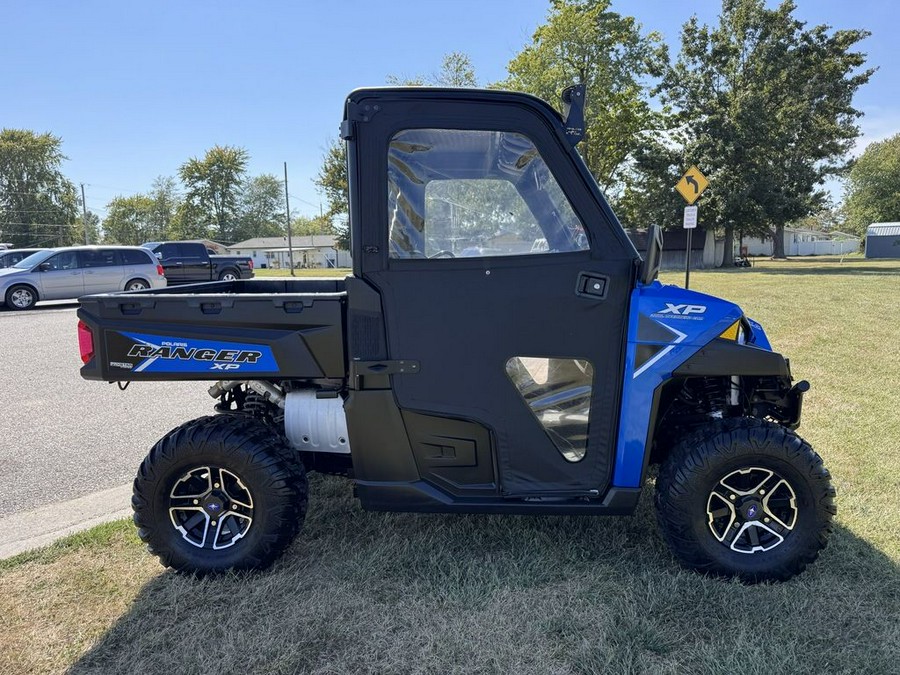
248, 259, 254, 271
157, 264, 165, 276
77, 320, 94, 364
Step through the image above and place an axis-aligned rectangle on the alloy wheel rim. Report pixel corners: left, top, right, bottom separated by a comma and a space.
11, 289, 33, 308
706, 466, 798, 554
168, 466, 254, 550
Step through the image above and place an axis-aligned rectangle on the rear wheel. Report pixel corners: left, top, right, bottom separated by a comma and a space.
133, 415, 307, 572
218, 270, 238, 281
125, 278, 149, 291
655, 418, 835, 582
5, 284, 37, 310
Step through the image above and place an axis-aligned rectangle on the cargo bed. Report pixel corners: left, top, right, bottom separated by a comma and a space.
77, 278, 348, 382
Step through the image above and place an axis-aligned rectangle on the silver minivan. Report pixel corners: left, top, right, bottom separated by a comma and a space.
0, 246, 167, 310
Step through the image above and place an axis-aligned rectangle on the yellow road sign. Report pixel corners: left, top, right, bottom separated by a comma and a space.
675, 166, 708, 205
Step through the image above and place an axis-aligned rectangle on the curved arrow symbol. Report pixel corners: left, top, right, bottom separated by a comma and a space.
686, 175, 699, 194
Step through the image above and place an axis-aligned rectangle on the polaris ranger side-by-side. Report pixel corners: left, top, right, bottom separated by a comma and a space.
77, 86, 834, 581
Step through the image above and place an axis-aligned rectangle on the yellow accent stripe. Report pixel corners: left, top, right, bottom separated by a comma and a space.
719, 321, 741, 341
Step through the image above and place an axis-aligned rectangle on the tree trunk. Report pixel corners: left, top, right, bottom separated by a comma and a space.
722, 224, 734, 266
771, 223, 787, 259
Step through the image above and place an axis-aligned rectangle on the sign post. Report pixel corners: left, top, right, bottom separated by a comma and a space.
675, 166, 708, 289
683, 205, 698, 289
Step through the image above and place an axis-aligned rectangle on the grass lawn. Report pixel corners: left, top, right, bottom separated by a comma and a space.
2, 256, 898, 674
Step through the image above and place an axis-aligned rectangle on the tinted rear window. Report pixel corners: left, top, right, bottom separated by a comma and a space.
121, 249, 154, 265
80, 249, 120, 267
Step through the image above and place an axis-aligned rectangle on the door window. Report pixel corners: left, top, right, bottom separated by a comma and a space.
45, 251, 80, 270
180, 243, 205, 260
388, 129, 588, 259
157, 243, 178, 260
505, 357, 594, 462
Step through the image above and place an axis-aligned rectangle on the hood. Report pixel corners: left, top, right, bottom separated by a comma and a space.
0, 267, 29, 279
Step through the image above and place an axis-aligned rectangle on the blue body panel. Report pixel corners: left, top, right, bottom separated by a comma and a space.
613, 281, 752, 487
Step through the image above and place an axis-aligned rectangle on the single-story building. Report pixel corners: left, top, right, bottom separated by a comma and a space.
865, 223, 900, 259
227, 235, 351, 269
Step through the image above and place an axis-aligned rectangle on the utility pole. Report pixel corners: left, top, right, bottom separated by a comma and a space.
283, 162, 295, 276
80, 183, 89, 245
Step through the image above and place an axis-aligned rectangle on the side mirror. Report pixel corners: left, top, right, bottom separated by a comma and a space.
560, 84, 586, 147
37, 262, 52, 272
641, 224, 664, 285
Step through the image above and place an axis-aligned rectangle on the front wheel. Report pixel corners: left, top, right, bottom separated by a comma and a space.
655, 418, 835, 582
132, 415, 308, 573
5, 284, 37, 310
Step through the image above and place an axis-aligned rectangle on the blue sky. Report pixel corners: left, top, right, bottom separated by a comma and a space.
3, 0, 897, 222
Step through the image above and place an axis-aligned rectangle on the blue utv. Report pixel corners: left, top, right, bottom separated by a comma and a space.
76, 85, 834, 582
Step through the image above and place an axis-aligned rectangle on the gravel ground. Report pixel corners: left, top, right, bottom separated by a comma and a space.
0, 302, 214, 515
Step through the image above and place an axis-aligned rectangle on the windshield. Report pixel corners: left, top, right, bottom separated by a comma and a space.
13, 249, 57, 269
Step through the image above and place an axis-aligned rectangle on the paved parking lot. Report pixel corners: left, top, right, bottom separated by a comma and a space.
0, 302, 213, 516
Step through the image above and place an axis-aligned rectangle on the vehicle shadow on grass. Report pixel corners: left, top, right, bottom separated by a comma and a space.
72, 475, 900, 675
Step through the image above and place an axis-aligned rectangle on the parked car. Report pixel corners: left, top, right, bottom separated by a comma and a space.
0, 246, 166, 310
0, 248, 46, 268
142, 241, 254, 283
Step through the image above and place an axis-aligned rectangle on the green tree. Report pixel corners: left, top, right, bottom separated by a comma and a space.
233, 174, 285, 242
315, 140, 350, 249
502, 0, 667, 192
292, 215, 334, 237
179, 145, 249, 241
614, 138, 686, 230
71, 210, 100, 246
149, 176, 181, 240
102, 195, 157, 244
660, 0, 872, 261
0, 129, 78, 247
388, 51, 478, 88
844, 134, 900, 235
101, 177, 180, 245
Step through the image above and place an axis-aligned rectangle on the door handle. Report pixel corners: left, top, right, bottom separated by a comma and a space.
575, 272, 608, 299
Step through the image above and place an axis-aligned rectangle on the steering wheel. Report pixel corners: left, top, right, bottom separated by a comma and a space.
429, 250, 456, 259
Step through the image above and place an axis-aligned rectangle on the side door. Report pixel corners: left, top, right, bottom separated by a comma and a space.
348, 91, 639, 497
80, 249, 125, 294
179, 243, 212, 281
35, 250, 84, 300
155, 243, 184, 282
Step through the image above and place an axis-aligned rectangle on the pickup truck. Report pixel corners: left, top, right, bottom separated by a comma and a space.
77, 86, 832, 582
142, 241, 253, 283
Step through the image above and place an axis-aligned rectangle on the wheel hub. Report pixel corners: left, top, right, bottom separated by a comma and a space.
168, 466, 254, 550
202, 494, 227, 514
706, 467, 798, 554
739, 500, 762, 521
